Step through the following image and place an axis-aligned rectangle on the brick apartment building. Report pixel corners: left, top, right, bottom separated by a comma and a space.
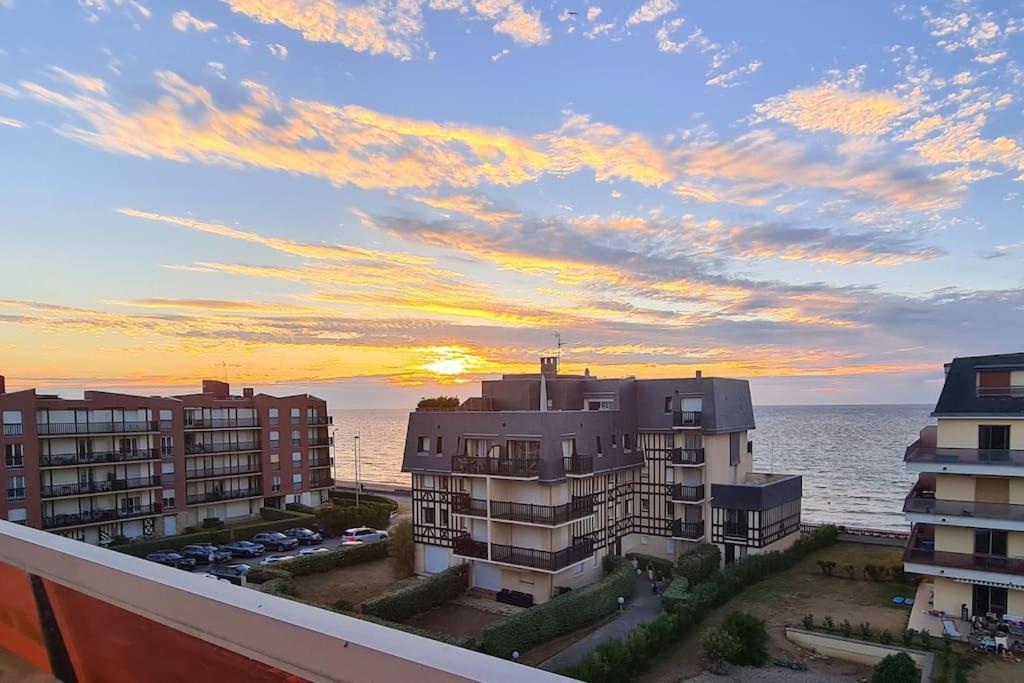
401, 358, 802, 604
0, 375, 333, 545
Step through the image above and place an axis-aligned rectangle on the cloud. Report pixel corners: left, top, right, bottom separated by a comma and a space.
207, 62, 226, 80
705, 60, 762, 88
626, 0, 676, 26
0, 116, 24, 128
267, 43, 289, 59
584, 22, 613, 40
171, 10, 217, 33
754, 82, 912, 135
491, 4, 550, 46
48, 66, 107, 95
491, 48, 510, 61
410, 194, 520, 223
227, 32, 253, 47
974, 51, 1006, 64
587, 7, 601, 22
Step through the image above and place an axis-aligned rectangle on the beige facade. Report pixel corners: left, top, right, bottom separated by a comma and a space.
936, 419, 1024, 450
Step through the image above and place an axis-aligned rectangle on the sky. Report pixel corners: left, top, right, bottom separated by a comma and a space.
0, 0, 1022, 408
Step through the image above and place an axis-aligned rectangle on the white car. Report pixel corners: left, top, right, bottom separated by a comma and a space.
341, 527, 389, 543
200, 573, 230, 582
259, 555, 297, 567
298, 547, 330, 556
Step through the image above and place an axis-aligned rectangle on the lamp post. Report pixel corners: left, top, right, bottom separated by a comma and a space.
354, 433, 361, 507
330, 426, 341, 490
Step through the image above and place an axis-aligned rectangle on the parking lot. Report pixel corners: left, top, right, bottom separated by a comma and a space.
186, 535, 377, 575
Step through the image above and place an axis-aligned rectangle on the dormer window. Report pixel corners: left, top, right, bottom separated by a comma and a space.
977, 370, 1021, 398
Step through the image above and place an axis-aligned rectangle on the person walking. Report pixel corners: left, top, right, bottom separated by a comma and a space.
647, 562, 654, 584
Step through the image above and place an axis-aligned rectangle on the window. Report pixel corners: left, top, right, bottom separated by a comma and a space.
291, 430, 301, 447
585, 399, 614, 411
666, 539, 675, 554
596, 436, 603, 456
665, 468, 674, 483
5, 443, 24, 468
974, 529, 1008, 556
641, 499, 649, 514
292, 452, 301, 464
623, 433, 633, 451
729, 432, 741, 466
162, 489, 176, 510
7, 508, 26, 524
269, 408, 279, 427
3, 410, 22, 437
573, 562, 584, 575
979, 425, 1011, 450
440, 509, 449, 527
507, 440, 540, 459
7, 475, 25, 501
269, 431, 280, 448
664, 397, 672, 414
292, 473, 302, 490
973, 584, 1009, 617
436, 436, 444, 456
272, 476, 281, 492
624, 499, 632, 515
611, 433, 617, 447
161, 462, 175, 475
640, 535, 648, 545
160, 436, 173, 456
271, 453, 280, 471
290, 408, 301, 420
423, 507, 435, 525
417, 436, 431, 454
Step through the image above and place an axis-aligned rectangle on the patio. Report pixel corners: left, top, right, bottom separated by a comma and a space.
905, 580, 970, 642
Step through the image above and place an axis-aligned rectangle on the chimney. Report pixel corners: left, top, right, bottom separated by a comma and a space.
695, 370, 702, 379
201, 379, 230, 399
540, 356, 559, 377
243, 387, 254, 398
0, 375, 5, 394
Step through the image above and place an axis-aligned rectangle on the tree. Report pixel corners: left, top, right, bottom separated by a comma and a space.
390, 519, 415, 578
871, 652, 918, 683
720, 611, 769, 666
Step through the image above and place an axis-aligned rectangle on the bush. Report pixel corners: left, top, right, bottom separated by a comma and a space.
702, 628, 741, 674
840, 619, 853, 637
247, 542, 388, 583
627, 553, 673, 579
674, 543, 721, 585
902, 628, 916, 647
860, 622, 873, 641
362, 564, 468, 623
481, 557, 636, 658
201, 517, 224, 530
286, 502, 315, 514
260, 576, 296, 597
260, 507, 301, 521
330, 491, 400, 513
801, 613, 814, 630
246, 567, 293, 585
389, 519, 415, 578
817, 560, 836, 576
880, 629, 893, 645
872, 652, 919, 683
824, 615, 835, 632
721, 611, 769, 666
919, 628, 933, 650
417, 396, 460, 408
315, 502, 391, 534
864, 565, 885, 582
659, 578, 691, 614
113, 511, 314, 557
843, 564, 857, 580
182, 526, 199, 535
332, 598, 354, 612
108, 534, 131, 546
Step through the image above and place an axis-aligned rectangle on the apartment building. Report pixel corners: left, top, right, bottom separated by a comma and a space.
401, 358, 802, 604
904, 353, 1024, 619
0, 375, 333, 545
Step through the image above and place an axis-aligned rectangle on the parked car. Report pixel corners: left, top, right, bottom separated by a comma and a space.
298, 547, 330, 556
200, 573, 230, 582
309, 523, 333, 539
222, 540, 265, 558
341, 527, 389, 543
259, 555, 298, 567
284, 528, 322, 545
181, 544, 232, 565
337, 540, 363, 549
207, 564, 250, 585
252, 532, 299, 552
146, 550, 197, 569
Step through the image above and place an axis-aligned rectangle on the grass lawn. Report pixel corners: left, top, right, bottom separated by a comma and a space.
406, 603, 503, 640
291, 557, 418, 610
641, 542, 917, 682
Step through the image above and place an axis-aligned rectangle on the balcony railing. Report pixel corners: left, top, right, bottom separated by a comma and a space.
308, 438, 332, 447
904, 441, 1024, 467
308, 416, 332, 426
670, 448, 705, 466
310, 478, 334, 489
671, 519, 704, 540
452, 495, 489, 517
40, 475, 161, 498
672, 410, 702, 428
488, 496, 596, 526
41, 448, 162, 467
42, 503, 162, 530
670, 483, 705, 503
37, 420, 158, 436
977, 385, 1024, 398
563, 454, 594, 476
904, 526, 1024, 575
490, 538, 594, 572
903, 482, 1024, 523
452, 533, 489, 560
184, 441, 261, 455
452, 455, 539, 478
184, 418, 260, 430
185, 465, 262, 480
6, 488, 25, 501
3, 424, 23, 437
186, 488, 262, 505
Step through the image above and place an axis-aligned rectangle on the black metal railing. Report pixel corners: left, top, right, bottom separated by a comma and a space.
452, 495, 489, 517
977, 385, 1024, 398
3, 424, 22, 437
184, 418, 260, 430
184, 441, 261, 455
672, 411, 702, 428
308, 438, 331, 447
670, 448, 705, 466
40, 448, 162, 467
903, 440, 1024, 467
489, 496, 595, 525
904, 494, 1024, 522
490, 538, 594, 571
37, 420, 158, 436
905, 525, 1024, 574
310, 477, 334, 488
185, 465, 262, 480
563, 454, 594, 475
670, 483, 705, 503
672, 519, 704, 539
308, 416, 331, 426
42, 503, 162, 529
452, 455, 539, 477
6, 488, 25, 501
452, 533, 489, 559
185, 488, 262, 505
40, 475, 161, 498
309, 455, 332, 467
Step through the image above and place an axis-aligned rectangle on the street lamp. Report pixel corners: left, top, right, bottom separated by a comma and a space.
354, 434, 361, 507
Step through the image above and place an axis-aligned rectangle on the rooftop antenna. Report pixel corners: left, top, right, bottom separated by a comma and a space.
553, 332, 566, 360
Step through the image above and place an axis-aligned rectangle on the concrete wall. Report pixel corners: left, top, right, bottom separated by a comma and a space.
935, 473, 974, 502
499, 567, 552, 604
786, 628, 933, 680
932, 577, 973, 616
935, 525, 973, 553
937, 418, 1024, 449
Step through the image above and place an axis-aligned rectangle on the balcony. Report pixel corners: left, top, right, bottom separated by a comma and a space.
480, 496, 596, 526
672, 410, 702, 428
308, 416, 332, 426
491, 538, 594, 572
186, 488, 262, 505
41, 448, 162, 467
669, 447, 705, 466
37, 420, 158, 436
452, 455, 539, 478
452, 495, 489, 517
452, 533, 488, 560
186, 465, 261, 480
184, 418, 260, 430
3, 424, 22, 437
904, 525, 1024, 577
904, 478, 1024, 528
671, 519, 705, 540
310, 478, 334, 489
977, 385, 1024, 398
309, 455, 332, 468
40, 475, 161, 499
904, 440, 1024, 472
308, 438, 332, 447
184, 441, 261, 455
670, 483, 705, 503
42, 503, 162, 530
7, 488, 25, 501
563, 454, 594, 476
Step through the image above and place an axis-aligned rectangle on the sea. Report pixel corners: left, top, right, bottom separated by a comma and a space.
328, 405, 931, 530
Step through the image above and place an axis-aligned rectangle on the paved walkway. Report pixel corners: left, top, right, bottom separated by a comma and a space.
539, 577, 664, 672
450, 594, 524, 617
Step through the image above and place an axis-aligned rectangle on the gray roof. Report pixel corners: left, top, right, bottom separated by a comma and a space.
933, 352, 1024, 416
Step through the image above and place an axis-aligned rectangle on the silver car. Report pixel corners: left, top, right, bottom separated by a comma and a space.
341, 527, 389, 543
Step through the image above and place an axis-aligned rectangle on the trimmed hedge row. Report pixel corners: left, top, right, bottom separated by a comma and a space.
626, 553, 673, 578
674, 543, 721, 585
480, 556, 637, 658
361, 564, 469, 622
260, 577, 296, 597
114, 509, 313, 557
315, 503, 391, 535
330, 491, 400, 514
563, 526, 840, 682
259, 507, 299, 521
248, 542, 390, 583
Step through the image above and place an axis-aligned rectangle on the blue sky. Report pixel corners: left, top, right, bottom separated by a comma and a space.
0, 0, 1022, 407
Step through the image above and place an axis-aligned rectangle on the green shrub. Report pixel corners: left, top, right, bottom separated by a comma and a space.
872, 652, 919, 683
278, 542, 389, 577
721, 611, 769, 666
416, 396, 460, 408
801, 613, 814, 630
390, 519, 415, 578
860, 622, 873, 640
843, 564, 857, 579
260, 576, 296, 596
864, 565, 885, 582
315, 502, 391, 534
880, 629, 893, 645
840, 619, 853, 637
286, 502, 315, 514
920, 628, 933, 650
902, 628, 916, 647
108, 534, 130, 546
113, 512, 313, 557
481, 557, 636, 658
362, 564, 468, 623
626, 553, 673, 578
824, 615, 835, 632
332, 598, 354, 612
358, 613, 475, 649
817, 560, 836, 576
674, 543, 721, 585
330, 491, 399, 513
702, 628, 741, 674
246, 567, 293, 585
201, 517, 224, 529
659, 577, 691, 614
182, 526, 199, 534
259, 507, 298, 521
888, 566, 908, 584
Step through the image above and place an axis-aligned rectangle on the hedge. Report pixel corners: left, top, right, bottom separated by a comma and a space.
260, 507, 299, 521
248, 542, 390, 583
674, 543, 721, 585
330, 491, 399, 514
480, 556, 637, 658
114, 509, 313, 557
260, 576, 296, 597
247, 567, 293, 585
626, 553, 673, 579
315, 503, 391, 535
362, 564, 469, 622
286, 502, 315, 514
659, 577, 690, 614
